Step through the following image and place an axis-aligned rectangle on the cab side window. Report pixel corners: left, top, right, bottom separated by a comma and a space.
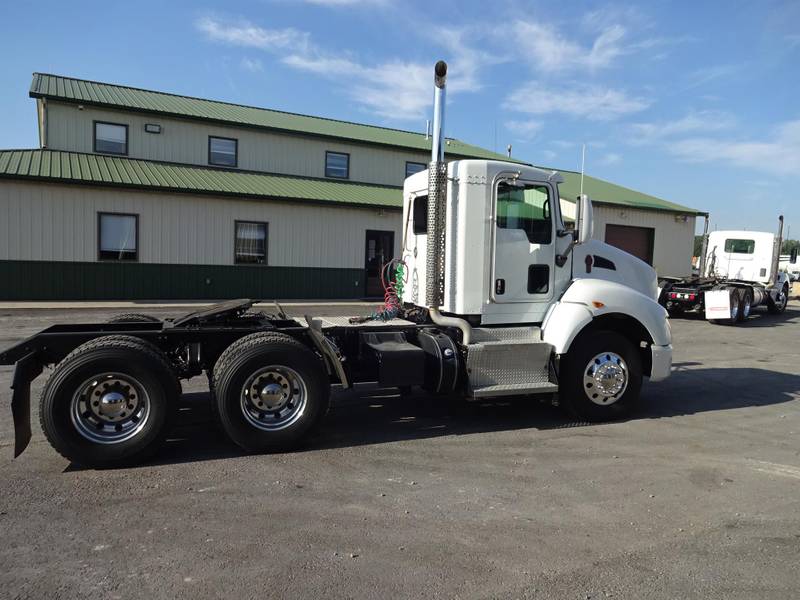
496, 183, 552, 244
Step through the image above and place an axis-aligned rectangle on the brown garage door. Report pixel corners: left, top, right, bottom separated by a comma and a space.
605, 224, 654, 265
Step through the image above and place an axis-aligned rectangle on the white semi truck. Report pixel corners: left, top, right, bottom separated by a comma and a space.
0, 61, 672, 468
659, 216, 794, 324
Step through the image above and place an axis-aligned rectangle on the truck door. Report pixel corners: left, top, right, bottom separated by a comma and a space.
491, 179, 556, 304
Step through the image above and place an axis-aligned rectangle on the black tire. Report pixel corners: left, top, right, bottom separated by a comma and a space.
767, 284, 789, 314
711, 287, 740, 326
107, 313, 160, 323
559, 331, 642, 422
39, 335, 180, 468
212, 332, 330, 453
737, 289, 753, 322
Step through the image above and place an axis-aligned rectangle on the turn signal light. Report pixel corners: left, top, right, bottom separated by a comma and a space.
592, 301, 605, 308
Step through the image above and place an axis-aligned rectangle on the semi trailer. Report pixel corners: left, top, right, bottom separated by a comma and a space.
0, 61, 673, 468
658, 215, 794, 324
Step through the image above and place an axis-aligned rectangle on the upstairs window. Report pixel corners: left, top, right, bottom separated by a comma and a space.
235, 221, 268, 264
496, 182, 552, 245
209, 136, 238, 167
406, 161, 426, 178
724, 238, 755, 254
325, 151, 349, 179
98, 213, 138, 261
94, 121, 128, 155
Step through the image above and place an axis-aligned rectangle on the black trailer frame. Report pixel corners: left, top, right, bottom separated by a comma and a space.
0, 299, 463, 458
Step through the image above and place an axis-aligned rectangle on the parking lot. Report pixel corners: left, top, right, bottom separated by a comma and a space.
1, 302, 799, 599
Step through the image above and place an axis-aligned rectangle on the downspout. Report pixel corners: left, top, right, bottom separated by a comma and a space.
425, 61, 472, 345
697, 214, 709, 277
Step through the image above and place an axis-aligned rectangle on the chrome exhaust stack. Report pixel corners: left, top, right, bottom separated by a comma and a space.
770, 215, 784, 285
426, 61, 448, 309
698, 214, 710, 277
424, 60, 472, 344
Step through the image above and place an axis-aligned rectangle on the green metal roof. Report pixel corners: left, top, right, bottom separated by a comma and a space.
0, 149, 403, 209
555, 169, 704, 215
30, 73, 520, 162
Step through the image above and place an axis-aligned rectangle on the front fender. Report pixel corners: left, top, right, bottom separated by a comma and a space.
542, 278, 670, 354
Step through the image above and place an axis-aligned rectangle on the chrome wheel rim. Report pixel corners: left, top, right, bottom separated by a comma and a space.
777, 289, 787, 310
583, 352, 628, 406
730, 294, 740, 320
70, 373, 150, 443
240, 365, 307, 431
743, 297, 751, 318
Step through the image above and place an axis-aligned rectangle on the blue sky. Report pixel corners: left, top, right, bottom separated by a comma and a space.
1, 0, 798, 235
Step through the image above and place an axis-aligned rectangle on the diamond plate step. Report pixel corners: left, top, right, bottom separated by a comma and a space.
471, 382, 558, 398
466, 328, 554, 398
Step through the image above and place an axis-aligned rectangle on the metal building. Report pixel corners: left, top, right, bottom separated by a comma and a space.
0, 73, 704, 300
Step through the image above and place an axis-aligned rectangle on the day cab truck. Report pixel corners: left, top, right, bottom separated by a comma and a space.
658, 215, 794, 325
0, 62, 673, 468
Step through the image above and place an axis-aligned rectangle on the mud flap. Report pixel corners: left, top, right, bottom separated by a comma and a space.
11, 353, 43, 458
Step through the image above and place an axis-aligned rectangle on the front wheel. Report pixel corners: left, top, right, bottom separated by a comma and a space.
767, 284, 789, 314
559, 331, 643, 422
212, 333, 330, 453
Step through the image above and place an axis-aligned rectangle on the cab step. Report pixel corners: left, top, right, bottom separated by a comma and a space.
465, 327, 555, 398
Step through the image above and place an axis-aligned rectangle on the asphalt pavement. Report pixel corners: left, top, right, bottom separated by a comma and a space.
1, 302, 799, 599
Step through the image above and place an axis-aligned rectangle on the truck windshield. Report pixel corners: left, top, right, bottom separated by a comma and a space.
724, 239, 755, 254
496, 182, 552, 244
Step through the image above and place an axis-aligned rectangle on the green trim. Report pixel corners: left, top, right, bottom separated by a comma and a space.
0, 149, 404, 210
0, 260, 365, 300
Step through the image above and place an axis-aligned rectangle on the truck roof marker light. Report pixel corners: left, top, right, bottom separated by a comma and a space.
592, 301, 605, 309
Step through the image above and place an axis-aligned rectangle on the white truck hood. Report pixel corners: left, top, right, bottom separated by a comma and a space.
573, 240, 659, 300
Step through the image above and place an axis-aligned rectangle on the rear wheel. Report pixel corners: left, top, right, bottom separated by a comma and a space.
737, 289, 753, 322
212, 333, 330, 452
767, 284, 789, 314
39, 335, 179, 467
559, 331, 643, 422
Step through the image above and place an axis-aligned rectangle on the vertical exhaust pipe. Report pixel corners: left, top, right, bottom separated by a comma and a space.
698, 214, 710, 277
771, 215, 784, 285
426, 61, 449, 308
425, 60, 472, 344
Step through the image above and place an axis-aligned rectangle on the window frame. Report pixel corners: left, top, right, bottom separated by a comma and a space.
724, 238, 756, 254
494, 180, 554, 245
325, 151, 350, 179
97, 211, 139, 262
234, 220, 269, 265
405, 161, 427, 178
93, 120, 129, 156
208, 135, 239, 168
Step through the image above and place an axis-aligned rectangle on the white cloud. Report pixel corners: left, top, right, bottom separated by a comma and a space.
629, 111, 737, 144
197, 17, 488, 121
667, 120, 800, 177
505, 82, 650, 120
598, 152, 622, 166
196, 17, 310, 52
240, 57, 263, 72
512, 20, 627, 72
302, 0, 391, 5
505, 119, 542, 140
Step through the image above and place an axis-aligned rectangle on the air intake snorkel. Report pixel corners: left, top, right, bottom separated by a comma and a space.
425, 60, 472, 344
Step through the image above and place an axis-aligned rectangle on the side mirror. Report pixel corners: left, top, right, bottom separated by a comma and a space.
576, 194, 594, 244
791, 248, 798, 264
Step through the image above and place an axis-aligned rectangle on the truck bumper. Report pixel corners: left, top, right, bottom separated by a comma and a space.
650, 344, 672, 382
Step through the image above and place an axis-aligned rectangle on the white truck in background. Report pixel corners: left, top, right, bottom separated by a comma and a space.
659, 216, 794, 324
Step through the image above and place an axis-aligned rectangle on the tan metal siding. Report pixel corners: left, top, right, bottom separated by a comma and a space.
46, 102, 431, 187
593, 206, 695, 277
0, 180, 402, 269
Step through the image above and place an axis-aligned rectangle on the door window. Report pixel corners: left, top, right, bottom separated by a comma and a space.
496, 183, 552, 244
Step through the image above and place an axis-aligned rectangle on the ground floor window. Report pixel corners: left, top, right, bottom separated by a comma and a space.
98, 212, 138, 261
235, 221, 268, 264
